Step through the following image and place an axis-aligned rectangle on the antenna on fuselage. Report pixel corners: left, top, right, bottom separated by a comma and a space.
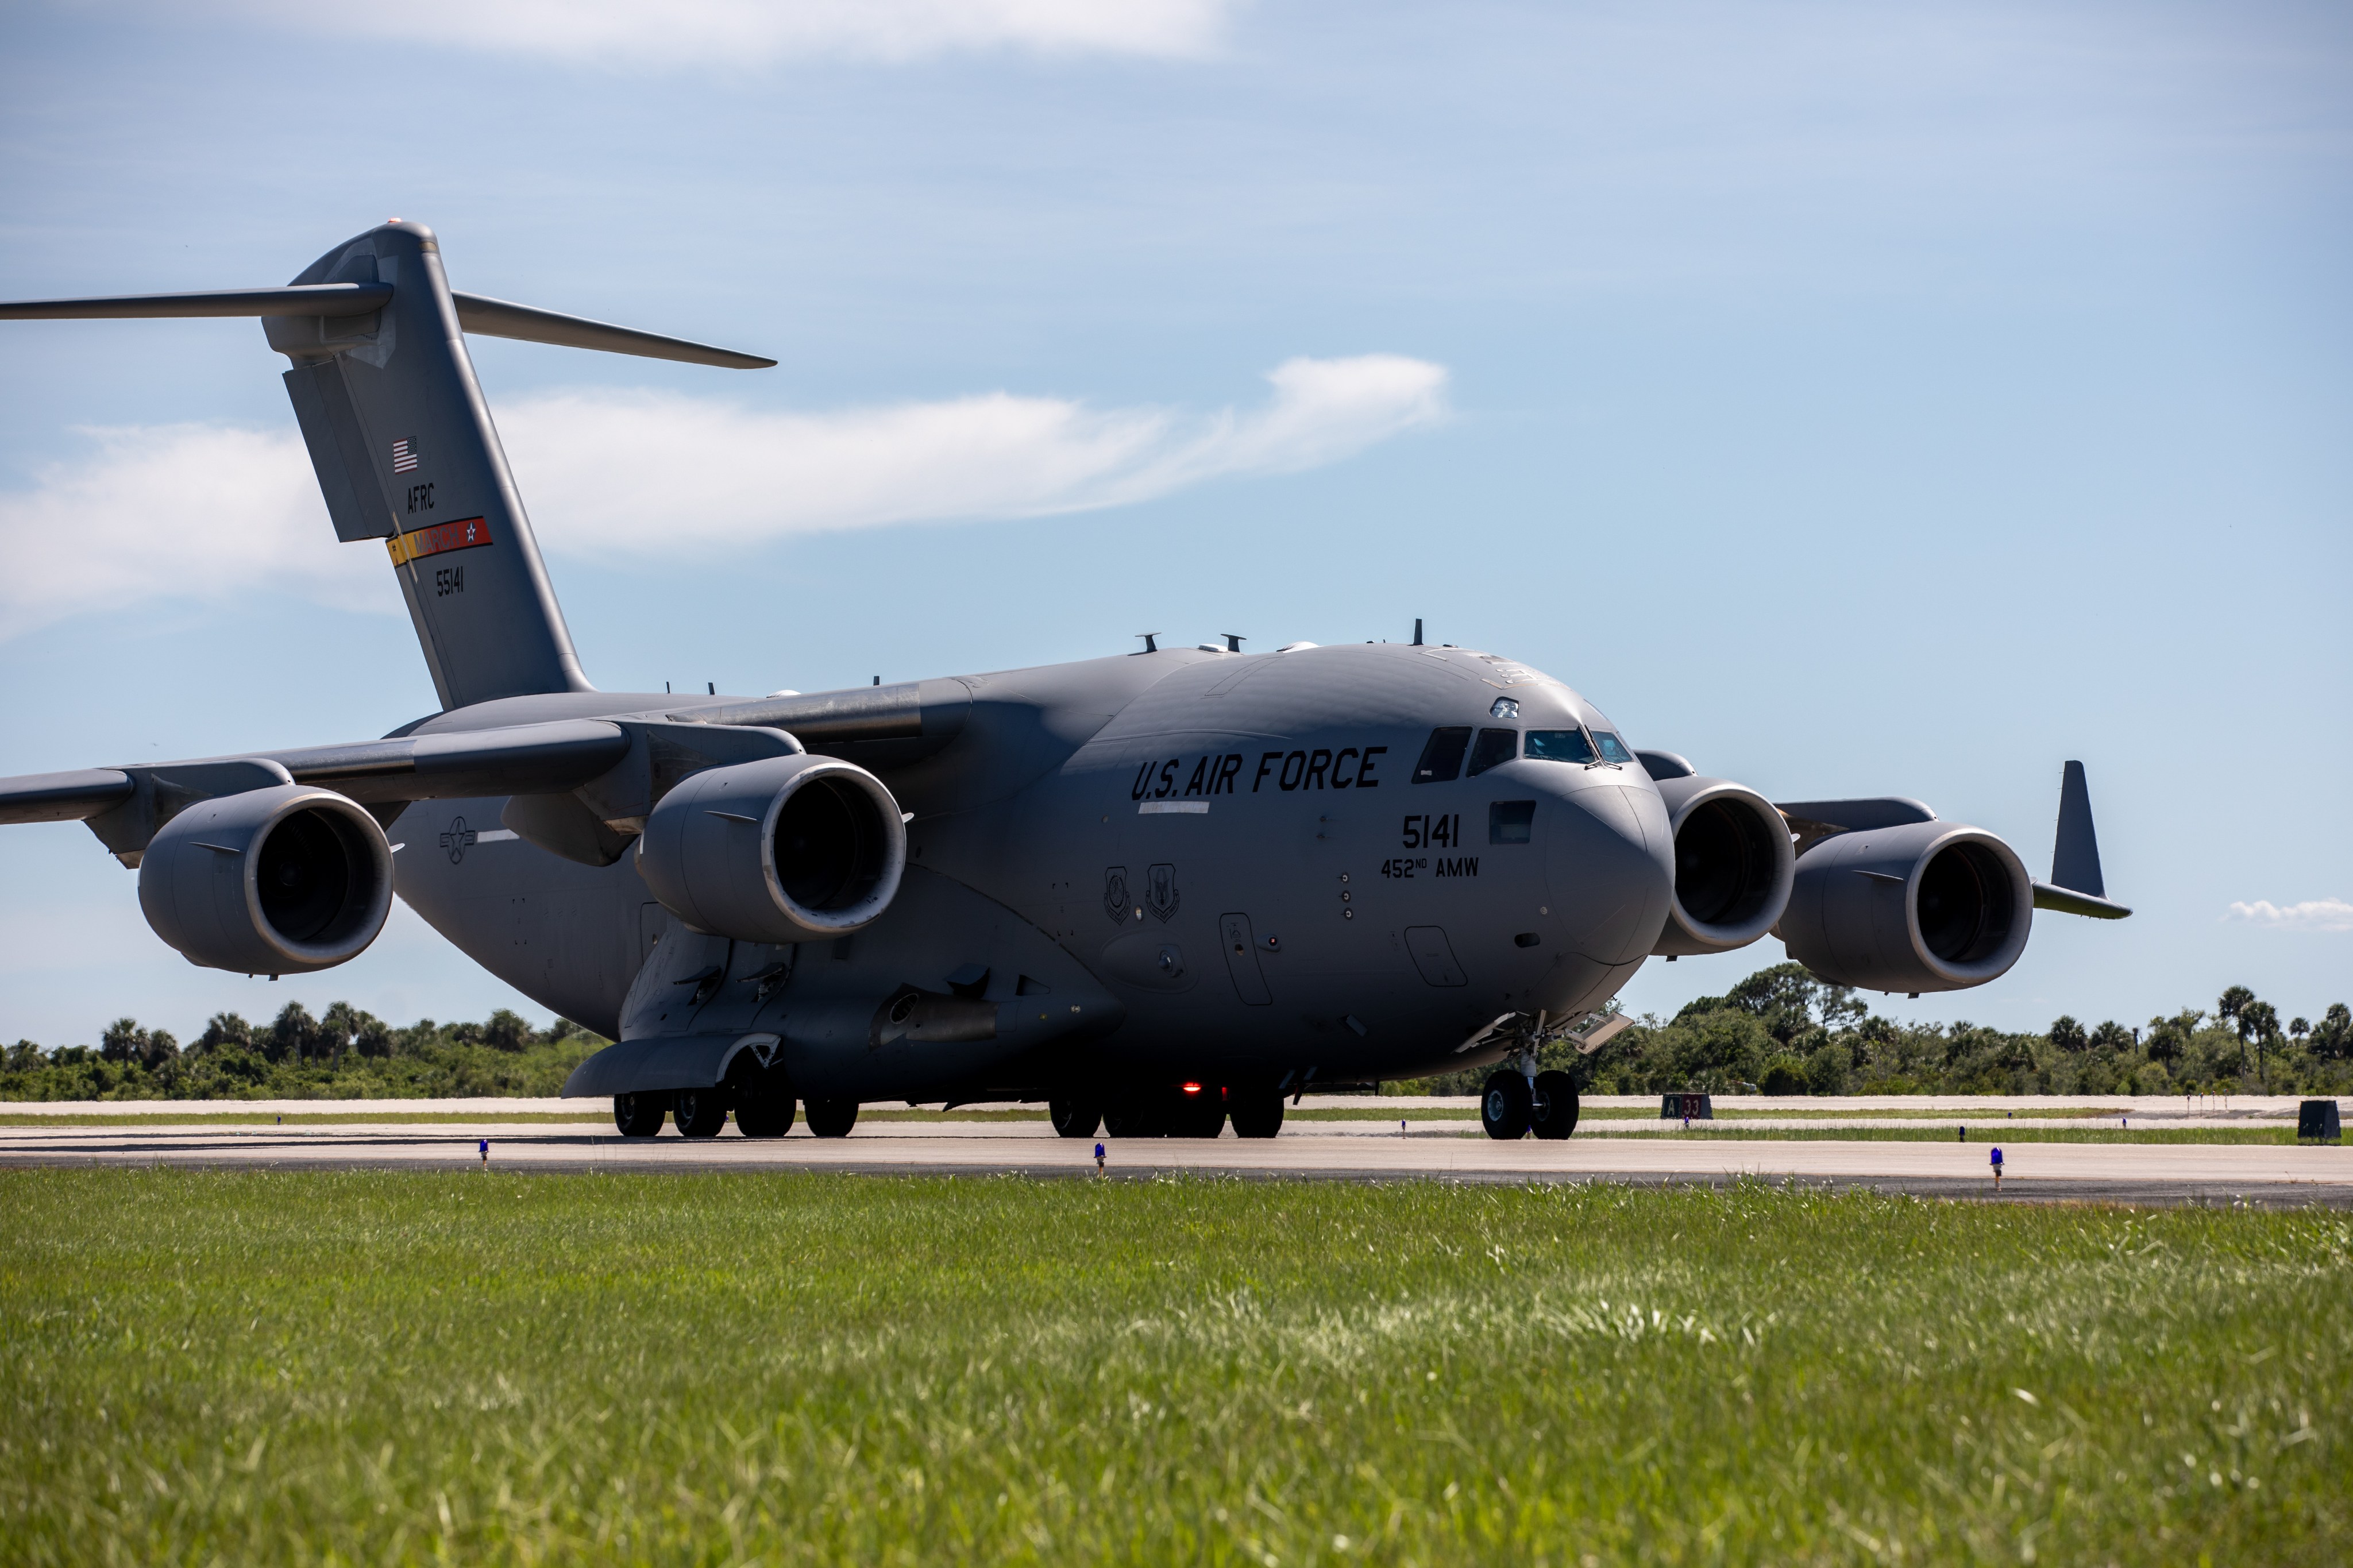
1413, 617, 1424, 646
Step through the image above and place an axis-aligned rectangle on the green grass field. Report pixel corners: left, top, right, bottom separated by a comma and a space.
3, 1175, 2347, 1567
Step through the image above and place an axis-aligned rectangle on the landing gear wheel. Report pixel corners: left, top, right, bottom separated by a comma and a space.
674, 1088, 728, 1139
736, 1083, 797, 1139
1481, 1071, 1533, 1141
1530, 1070, 1580, 1140
1170, 1092, 1226, 1139
1228, 1088, 1285, 1139
805, 1098, 859, 1138
1102, 1102, 1163, 1138
1050, 1099, 1102, 1138
612, 1091, 668, 1138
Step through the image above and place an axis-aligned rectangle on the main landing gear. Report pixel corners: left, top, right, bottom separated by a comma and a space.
803, 1098, 859, 1138
613, 1091, 668, 1137
1058, 1083, 1284, 1139
610, 1071, 821, 1140
1480, 1068, 1579, 1140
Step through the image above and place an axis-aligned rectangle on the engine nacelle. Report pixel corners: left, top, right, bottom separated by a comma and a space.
1780, 820, 2032, 993
638, 754, 906, 944
137, 785, 394, 974
1650, 775, 1796, 956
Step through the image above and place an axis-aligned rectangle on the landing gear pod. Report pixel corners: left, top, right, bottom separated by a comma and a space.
1649, 776, 1797, 956
637, 755, 906, 944
137, 785, 394, 974
1780, 822, 2032, 993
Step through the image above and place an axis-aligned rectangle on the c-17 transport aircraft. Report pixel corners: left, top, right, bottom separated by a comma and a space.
0, 222, 2131, 1142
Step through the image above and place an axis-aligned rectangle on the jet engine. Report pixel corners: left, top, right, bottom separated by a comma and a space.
637, 754, 907, 944
1779, 821, 2032, 993
1649, 776, 1796, 956
137, 784, 395, 974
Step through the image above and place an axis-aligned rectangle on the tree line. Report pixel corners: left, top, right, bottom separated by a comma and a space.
0, 1002, 607, 1100
6, 966, 2348, 1101
1403, 964, 2352, 1098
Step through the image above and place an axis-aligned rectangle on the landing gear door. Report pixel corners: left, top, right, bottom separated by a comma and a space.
1218, 912, 1272, 1006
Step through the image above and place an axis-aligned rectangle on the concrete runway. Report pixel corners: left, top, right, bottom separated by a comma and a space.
5, 1116, 2347, 1207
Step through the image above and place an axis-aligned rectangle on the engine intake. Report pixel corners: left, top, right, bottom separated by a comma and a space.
1779, 821, 2032, 992
137, 785, 394, 974
638, 754, 906, 944
1650, 776, 1796, 956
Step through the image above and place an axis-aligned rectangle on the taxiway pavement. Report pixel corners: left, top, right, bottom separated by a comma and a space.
3, 1117, 2345, 1207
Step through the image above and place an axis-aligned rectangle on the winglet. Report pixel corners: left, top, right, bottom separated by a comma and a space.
2038, 760, 2130, 918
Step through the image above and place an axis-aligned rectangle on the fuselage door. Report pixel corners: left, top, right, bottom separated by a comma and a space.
1218, 912, 1273, 1006
1403, 925, 1468, 987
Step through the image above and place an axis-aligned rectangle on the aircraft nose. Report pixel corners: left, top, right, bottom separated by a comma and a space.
1544, 781, 1675, 964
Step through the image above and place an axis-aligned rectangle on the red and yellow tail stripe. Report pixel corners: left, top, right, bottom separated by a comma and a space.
387, 516, 494, 566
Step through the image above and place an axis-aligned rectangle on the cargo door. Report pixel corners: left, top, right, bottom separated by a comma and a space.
1218, 912, 1273, 1006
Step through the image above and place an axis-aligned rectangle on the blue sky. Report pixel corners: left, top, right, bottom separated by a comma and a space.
2, 0, 2347, 1046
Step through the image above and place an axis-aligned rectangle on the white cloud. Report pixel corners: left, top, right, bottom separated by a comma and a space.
225, 0, 1240, 65
497, 354, 1447, 551
0, 356, 1445, 637
2225, 898, 2353, 933
0, 423, 389, 641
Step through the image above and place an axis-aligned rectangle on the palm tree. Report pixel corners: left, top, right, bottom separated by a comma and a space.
2242, 1001, 2279, 1091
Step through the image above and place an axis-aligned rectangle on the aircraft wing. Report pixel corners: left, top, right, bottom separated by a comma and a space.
0, 720, 632, 828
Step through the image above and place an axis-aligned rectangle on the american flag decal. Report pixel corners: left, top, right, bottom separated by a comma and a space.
391, 438, 419, 473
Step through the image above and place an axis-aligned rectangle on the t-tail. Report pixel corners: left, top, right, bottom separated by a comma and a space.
0, 221, 773, 710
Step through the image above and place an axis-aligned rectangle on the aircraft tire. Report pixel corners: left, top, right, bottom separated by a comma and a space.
805, 1098, 859, 1138
736, 1088, 797, 1139
612, 1091, 668, 1138
1170, 1096, 1226, 1139
1102, 1103, 1163, 1138
1228, 1090, 1285, 1139
1050, 1098, 1102, 1138
1529, 1071, 1580, 1140
1480, 1072, 1533, 1140
674, 1088, 728, 1139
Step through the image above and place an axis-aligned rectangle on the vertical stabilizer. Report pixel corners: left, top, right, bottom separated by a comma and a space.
2049, 759, 2105, 897
270, 222, 590, 710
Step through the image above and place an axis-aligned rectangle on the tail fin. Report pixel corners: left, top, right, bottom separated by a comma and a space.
0, 221, 773, 711
2030, 759, 2130, 919
2050, 759, 2105, 896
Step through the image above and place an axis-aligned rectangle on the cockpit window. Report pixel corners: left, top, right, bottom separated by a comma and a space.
1413, 726, 1472, 783
1524, 728, 1596, 764
1466, 728, 1519, 777
1592, 730, 1634, 764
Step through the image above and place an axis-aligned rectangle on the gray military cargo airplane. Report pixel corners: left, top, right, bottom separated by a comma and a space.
0, 221, 2130, 1142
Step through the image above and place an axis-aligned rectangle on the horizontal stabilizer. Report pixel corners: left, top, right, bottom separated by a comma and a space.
0, 284, 770, 366
0, 283, 392, 319
2033, 880, 2131, 920
450, 292, 774, 369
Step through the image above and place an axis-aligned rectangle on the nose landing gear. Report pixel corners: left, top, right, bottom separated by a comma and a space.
1480, 1065, 1580, 1140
